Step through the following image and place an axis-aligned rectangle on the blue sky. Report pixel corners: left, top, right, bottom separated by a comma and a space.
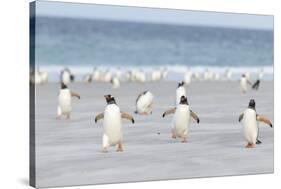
35, 1, 273, 30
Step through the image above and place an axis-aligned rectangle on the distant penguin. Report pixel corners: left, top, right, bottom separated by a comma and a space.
34, 69, 42, 84
111, 77, 120, 89
92, 68, 100, 81
162, 68, 168, 79
184, 71, 192, 86
104, 70, 112, 83
204, 69, 212, 81
135, 70, 146, 83
162, 96, 200, 142
57, 83, 80, 119
151, 70, 162, 81
238, 99, 273, 148
115, 68, 122, 80
176, 81, 186, 105
258, 69, 264, 80
135, 91, 154, 115
225, 69, 232, 80
61, 68, 74, 85
40, 71, 48, 84
95, 95, 135, 152
240, 74, 252, 94
193, 72, 201, 81
83, 74, 92, 83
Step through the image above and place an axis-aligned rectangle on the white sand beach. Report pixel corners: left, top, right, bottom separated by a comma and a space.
34, 81, 273, 188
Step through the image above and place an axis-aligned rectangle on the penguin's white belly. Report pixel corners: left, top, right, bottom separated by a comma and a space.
62, 72, 70, 85
112, 78, 120, 89
243, 110, 258, 144
173, 107, 190, 137
176, 87, 186, 105
240, 79, 247, 92
137, 93, 153, 113
58, 90, 72, 114
104, 105, 122, 145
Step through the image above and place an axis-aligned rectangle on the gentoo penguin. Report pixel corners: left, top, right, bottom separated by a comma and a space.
92, 67, 100, 81
258, 69, 264, 80
57, 83, 80, 119
83, 74, 92, 83
176, 81, 186, 105
103, 70, 112, 83
135, 91, 154, 115
40, 71, 48, 84
110, 76, 120, 89
238, 99, 273, 148
151, 70, 162, 81
240, 74, 252, 94
61, 68, 74, 85
162, 96, 200, 142
225, 69, 232, 80
34, 69, 42, 84
95, 95, 135, 152
184, 71, 192, 86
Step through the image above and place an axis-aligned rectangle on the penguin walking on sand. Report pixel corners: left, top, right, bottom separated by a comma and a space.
238, 99, 273, 148
240, 74, 252, 94
57, 83, 80, 119
95, 95, 135, 152
61, 68, 75, 85
176, 81, 186, 105
184, 71, 192, 86
135, 91, 154, 115
162, 96, 200, 143
111, 76, 120, 89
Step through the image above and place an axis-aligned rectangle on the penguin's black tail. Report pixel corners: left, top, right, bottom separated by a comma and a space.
256, 139, 262, 145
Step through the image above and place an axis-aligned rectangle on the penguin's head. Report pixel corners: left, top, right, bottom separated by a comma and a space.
104, 94, 116, 104
242, 74, 246, 77
61, 82, 68, 89
179, 96, 188, 105
178, 81, 185, 88
248, 99, 256, 109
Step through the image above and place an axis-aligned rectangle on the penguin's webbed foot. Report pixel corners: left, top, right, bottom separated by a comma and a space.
181, 138, 188, 143
245, 143, 256, 148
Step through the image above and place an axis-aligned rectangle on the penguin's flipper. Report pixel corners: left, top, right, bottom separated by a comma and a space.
95, 113, 104, 123
256, 139, 262, 144
252, 80, 260, 90
162, 107, 176, 118
190, 110, 200, 124
71, 92, 81, 99
238, 113, 244, 122
247, 79, 252, 85
121, 112, 135, 124
257, 115, 273, 127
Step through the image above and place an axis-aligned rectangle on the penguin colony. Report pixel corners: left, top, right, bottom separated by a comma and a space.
32, 67, 273, 152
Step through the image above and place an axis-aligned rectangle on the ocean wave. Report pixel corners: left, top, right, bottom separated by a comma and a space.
36, 64, 273, 82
